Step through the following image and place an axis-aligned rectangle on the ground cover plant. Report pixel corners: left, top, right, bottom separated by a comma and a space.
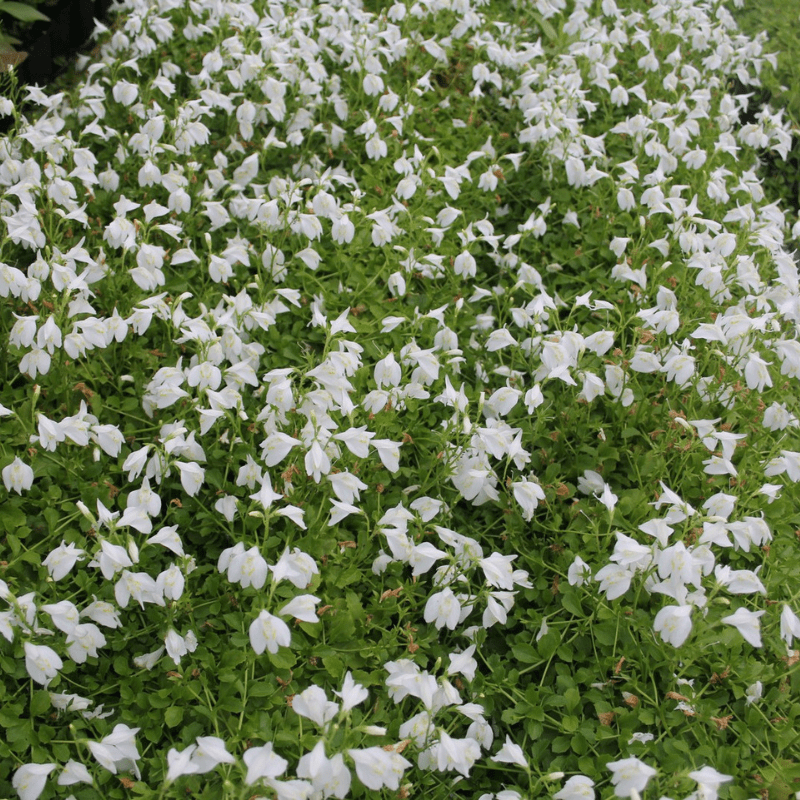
1, 0, 800, 798
729, 0, 800, 213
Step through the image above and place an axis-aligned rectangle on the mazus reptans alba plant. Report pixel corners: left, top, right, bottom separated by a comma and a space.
0, 0, 799, 798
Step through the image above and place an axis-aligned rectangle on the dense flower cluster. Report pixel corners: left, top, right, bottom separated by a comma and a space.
0, 0, 798, 797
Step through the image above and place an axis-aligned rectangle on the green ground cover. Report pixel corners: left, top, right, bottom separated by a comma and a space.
1, 0, 800, 799
730, 0, 800, 211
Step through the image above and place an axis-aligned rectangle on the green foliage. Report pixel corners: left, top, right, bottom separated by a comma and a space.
0, 0, 799, 798
730, 0, 800, 211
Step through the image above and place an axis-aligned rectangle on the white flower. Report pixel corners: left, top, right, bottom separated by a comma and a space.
433, 730, 481, 777
568, 556, 591, 586
334, 671, 369, 712
297, 741, 351, 799
662, 353, 695, 387
480, 552, 517, 589
292, 685, 339, 727
399, 711, 434, 747
610, 237, 630, 258
127, 477, 161, 516
454, 251, 476, 278
261, 433, 301, 468
12, 763, 56, 800
66, 623, 106, 663
43, 541, 85, 580
266, 777, 314, 799
88, 724, 141, 777
447, 645, 478, 681
228, 546, 268, 590
689, 766, 733, 800
329, 499, 362, 526
595, 563, 632, 600
653, 605, 693, 648
174, 461, 205, 496
304, 441, 331, 483
780, 605, 800, 646
57, 759, 93, 786
133, 647, 164, 670
115, 570, 164, 609
96, 540, 133, 580
607, 757, 656, 798
328, 472, 368, 505
249, 610, 291, 655
366, 134, 387, 161
49, 693, 91, 713
372, 439, 401, 472
82, 599, 122, 629
91, 424, 124, 457
243, 743, 288, 785
24, 642, 63, 686
249, 474, 283, 508
491, 735, 528, 767
213, 493, 237, 521
486, 328, 517, 351
577, 470, 605, 495
363, 73, 384, 96
596, 484, 619, 513
721, 607, 765, 647
714, 566, 766, 595
278, 594, 320, 624
424, 588, 461, 630
3, 457, 34, 494
348, 746, 411, 791
37, 413, 64, 449
166, 745, 199, 782
123, 446, 150, 481
744, 353, 772, 392
408, 542, 445, 576
189, 736, 236, 774
146, 526, 184, 556
271, 548, 318, 588
745, 680, 763, 705
165, 629, 188, 664
331, 214, 355, 244
554, 775, 595, 800
482, 591, 515, 628
112, 81, 139, 106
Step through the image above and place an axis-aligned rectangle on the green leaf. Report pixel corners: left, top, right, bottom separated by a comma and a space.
537, 631, 560, 660
0, 2, 50, 22
346, 590, 365, 622
268, 648, 296, 670
164, 706, 184, 728
0, 32, 23, 49
1, 506, 25, 531
593, 622, 617, 647
329, 610, 355, 643
561, 714, 579, 733
30, 690, 50, 716
564, 687, 581, 713
218, 696, 243, 713
551, 735, 571, 753
249, 681, 275, 698
323, 655, 344, 679
562, 590, 583, 617
570, 732, 588, 755
502, 708, 522, 724
511, 642, 538, 664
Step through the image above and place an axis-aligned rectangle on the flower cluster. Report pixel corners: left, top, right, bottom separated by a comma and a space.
0, 0, 798, 797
